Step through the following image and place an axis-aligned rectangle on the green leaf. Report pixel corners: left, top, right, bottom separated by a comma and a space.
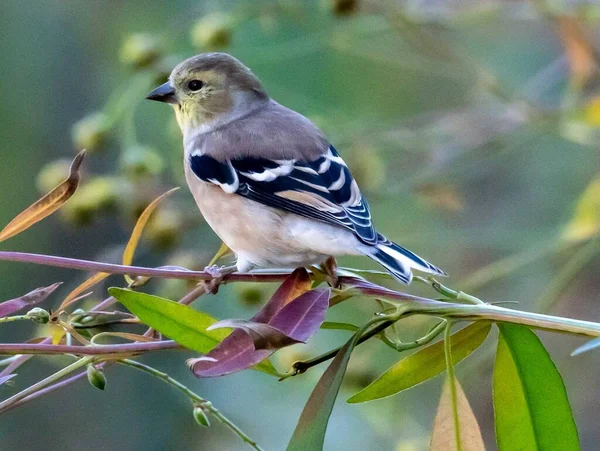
494, 324, 580, 451
347, 321, 491, 403
109, 288, 277, 375
286, 328, 363, 451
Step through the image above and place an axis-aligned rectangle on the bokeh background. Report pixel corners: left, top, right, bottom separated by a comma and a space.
1, 0, 599, 450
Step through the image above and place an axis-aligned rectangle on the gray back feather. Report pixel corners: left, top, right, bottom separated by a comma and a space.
190, 100, 329, 161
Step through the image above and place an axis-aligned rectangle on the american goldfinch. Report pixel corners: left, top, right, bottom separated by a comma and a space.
146, 53, 446, 284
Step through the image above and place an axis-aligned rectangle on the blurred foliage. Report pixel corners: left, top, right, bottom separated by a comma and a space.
0, 0, 599, 450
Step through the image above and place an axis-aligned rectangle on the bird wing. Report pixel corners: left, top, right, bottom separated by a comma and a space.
188, 145, 378, 245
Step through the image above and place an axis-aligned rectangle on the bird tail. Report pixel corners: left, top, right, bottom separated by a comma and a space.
368, 236, 447, 285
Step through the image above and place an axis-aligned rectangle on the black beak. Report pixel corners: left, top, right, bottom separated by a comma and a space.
146, 81, 177, 104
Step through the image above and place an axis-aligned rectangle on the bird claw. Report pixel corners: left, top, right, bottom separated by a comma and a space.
202, 265, 236, 294
322, 257, 342, 289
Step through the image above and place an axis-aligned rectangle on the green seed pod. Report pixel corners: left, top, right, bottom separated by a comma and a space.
87, 364, 107, 391
36, 159, 72, 194
145, 207, 184, 251
193, 406, 211, 427
26, 307, 50, 324
120, 145, 165, 178
61, 177, 120, 225
190, 13, 233, 50
71, 112, 111, 152
120, 33, 161, 69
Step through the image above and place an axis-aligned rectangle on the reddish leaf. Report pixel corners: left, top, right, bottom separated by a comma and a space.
0, 282, 62, 317
208, 320, 301, 350
189, 268, 329, 378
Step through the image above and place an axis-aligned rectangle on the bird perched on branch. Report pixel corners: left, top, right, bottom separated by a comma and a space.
146, 53, 446, 285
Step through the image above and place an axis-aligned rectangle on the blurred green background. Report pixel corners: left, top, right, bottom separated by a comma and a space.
1, 0, 599, 449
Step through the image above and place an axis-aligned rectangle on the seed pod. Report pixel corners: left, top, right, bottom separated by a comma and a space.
87, 364, 107, 391
120, 145, 165, 178
193, 406, 211, 427
25, 307, 50, 324
120, 33, 161, 69
190, 13, 233, 50
71, 112, 111, 152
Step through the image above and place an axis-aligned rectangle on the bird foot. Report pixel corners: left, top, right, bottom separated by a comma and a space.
322, 257, 342, 289
202, 265, 236, 294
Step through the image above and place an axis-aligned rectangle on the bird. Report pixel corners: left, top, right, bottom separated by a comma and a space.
146, 52, 446, 285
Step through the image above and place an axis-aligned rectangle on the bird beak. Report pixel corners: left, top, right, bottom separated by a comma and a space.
146, 81, 178, 104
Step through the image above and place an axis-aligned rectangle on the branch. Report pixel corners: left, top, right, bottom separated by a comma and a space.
0, 340, 180, 356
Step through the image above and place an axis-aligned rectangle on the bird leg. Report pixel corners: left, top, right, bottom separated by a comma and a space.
321, 256, 341, 289
203, 264, 236, 294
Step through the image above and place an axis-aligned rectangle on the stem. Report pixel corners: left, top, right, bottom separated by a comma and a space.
118, 359, 263, 451
0, 340, 179, 356
0, 357, 93, 413
0, 251, 290, 282
0, 315, 29, 324
444, 323, 462, 451
393, 320, 447, 352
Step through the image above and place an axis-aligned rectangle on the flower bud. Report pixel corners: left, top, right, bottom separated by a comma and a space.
190, 13, 233, 50
87, 364, 107, 391
36, 159, 72, 194
26, 307, 50, 324
120, 33, 161, 69
120, 145, 165, 178
193, 406, 211, 427
71, 112, 111, 152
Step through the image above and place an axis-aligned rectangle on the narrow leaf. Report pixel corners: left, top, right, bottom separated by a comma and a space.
431, 377, 485, 451
190, 268, 321, 378
109, 288, 276, 375
110, 287, 230, 353
494, 324, 580, 451
286, 331, 361, 451
59, 271, 109, 311
571, 337, 600, 356
208, 241, 233, 266
348, 321, 491, 403
0, 282, 62, 317
0, 374, 17, 387
122, 187, 179, 284
208, 319, 301, 350
0, 150, 85, 242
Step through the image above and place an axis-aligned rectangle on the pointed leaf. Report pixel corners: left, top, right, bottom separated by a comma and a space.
59, 271, 109, 311
190, 269, 325, 378
494, 324, 579, 451
286, 330, 362, 451
109, 287, 277, 376
208, 242, 233, 266
0, 283, 62, 317
0, 150, 85, 242
208, 319, 301, 350
122, 187, 179, 284
0, 374, 17, 387
562, 174, 600, 242
348, 321, 491, 403
571, 336, 600, 356
431, 376, 485, 451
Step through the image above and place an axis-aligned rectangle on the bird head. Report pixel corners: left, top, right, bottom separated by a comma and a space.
146, 53, 268, 134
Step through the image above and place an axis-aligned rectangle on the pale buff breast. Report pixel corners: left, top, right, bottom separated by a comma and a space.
184, 163, 364, 270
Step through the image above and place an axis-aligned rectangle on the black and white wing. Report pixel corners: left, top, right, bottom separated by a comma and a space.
189, 145, 377, 245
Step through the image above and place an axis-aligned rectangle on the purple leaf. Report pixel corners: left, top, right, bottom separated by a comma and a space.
0, 374, 17, 387
189, 268, 330, 378
208, 320, 301, 350
0, 282, 62, 317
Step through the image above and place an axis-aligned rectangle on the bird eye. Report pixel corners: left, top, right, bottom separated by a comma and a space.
187, 80, 204, 91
